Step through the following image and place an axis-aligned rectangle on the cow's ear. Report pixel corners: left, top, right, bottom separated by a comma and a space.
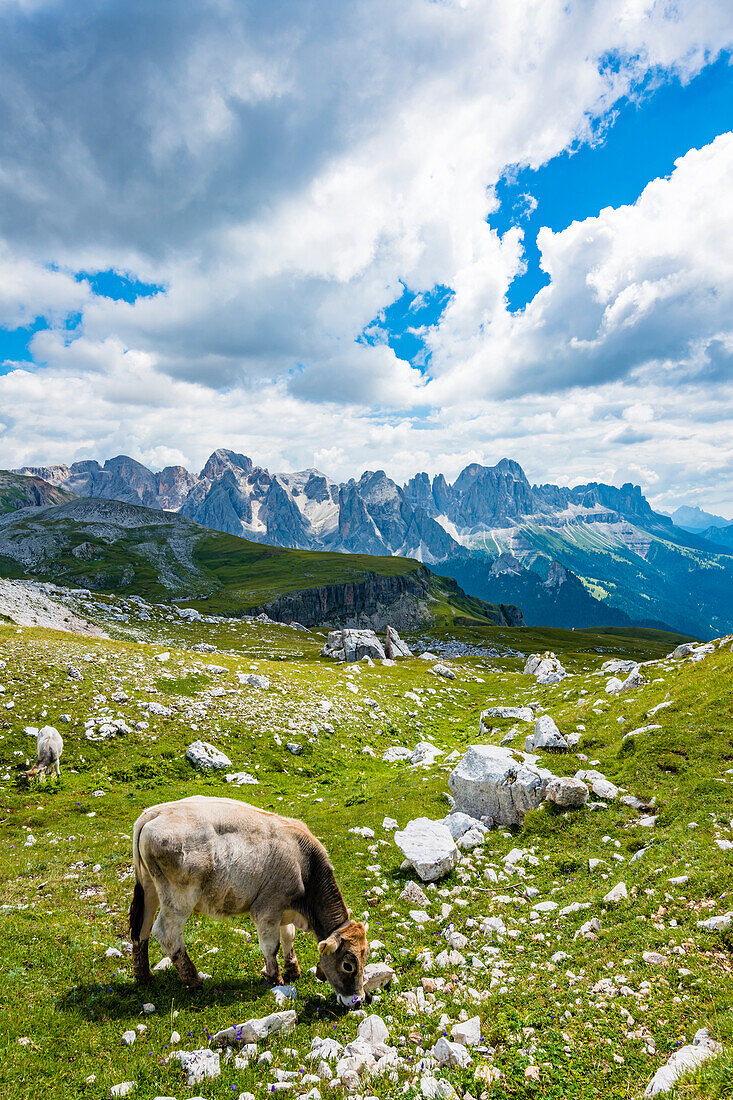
318, 934, 340, 955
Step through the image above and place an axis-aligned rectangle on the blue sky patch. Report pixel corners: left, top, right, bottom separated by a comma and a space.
0, 270, 164, 375
75, 269, 164, 303
490, 51, 733, 311
360, 282, 454, 368
0, 317, 47, 367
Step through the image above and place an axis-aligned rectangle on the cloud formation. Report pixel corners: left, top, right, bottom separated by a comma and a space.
0, 0, 732, 512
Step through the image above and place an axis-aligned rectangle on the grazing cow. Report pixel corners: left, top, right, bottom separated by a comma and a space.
28, 725, 63, 779
129, 795, 369, 1007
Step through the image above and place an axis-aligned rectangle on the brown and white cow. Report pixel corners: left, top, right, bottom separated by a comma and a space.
129, 795, 369, 1007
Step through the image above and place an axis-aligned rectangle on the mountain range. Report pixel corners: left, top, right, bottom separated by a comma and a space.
15, 450, 733, 637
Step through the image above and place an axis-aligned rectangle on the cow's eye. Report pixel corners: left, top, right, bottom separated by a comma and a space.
342, 959, 356, 974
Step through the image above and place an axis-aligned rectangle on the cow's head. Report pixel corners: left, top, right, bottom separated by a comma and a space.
316, 919, 369, 1008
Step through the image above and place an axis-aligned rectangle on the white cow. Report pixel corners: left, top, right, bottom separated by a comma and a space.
29, 725, 63, 778
130, 796, 369, 1007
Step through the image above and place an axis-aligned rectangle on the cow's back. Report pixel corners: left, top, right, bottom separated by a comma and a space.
134, 796, 312, 916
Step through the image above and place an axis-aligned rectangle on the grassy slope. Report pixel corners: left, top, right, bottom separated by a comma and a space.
0, 506, 517, 625
0, 602, 730, 1099
0, 470, 74, 514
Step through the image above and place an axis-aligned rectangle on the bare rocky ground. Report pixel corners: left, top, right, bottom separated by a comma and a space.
0, 585, 731, 1100
0, 578, 107, 636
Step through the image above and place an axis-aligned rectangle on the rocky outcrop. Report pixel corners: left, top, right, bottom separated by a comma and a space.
251, 568, 432, 630
322, 629, 387, 662
252, 568, 521, 630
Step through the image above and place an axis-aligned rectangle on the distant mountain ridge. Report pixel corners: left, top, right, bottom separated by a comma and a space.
671, 504, 732, 532
14, 449, 733, 637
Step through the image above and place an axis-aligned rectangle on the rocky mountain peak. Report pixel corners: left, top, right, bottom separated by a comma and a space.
201, 449, 254, 481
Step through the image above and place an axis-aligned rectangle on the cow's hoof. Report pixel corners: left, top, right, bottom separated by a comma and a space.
261, 966, 284, 986
283, 961, 301, 982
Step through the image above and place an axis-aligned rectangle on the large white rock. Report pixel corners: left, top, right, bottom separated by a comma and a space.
171, 1048, 221, 1086
385, 626, 412, 658
448, 745, 552, 826
669, 642, 697, 659
176, 607, 202, 621
185, 741, 232, 771
524, 652, 566, 684
697, 911, 732, 931
394, 819, 459, 882
432, 1038, 472, 1068
225, 771, 258, 786
212, 1010, 297, 1047
383, 746, 413, 762
618, 666, 644, 692
576, 769, 619, 800
605, 677, 624, 694
357, 1015, 389, 1047
321, 630, 386, 663
451, 1016, 481, 1047
237, 672, 270, 690
601, 658, 638, 674
410, 741, 443, 766
430, 663, 457, 680
399, 880, 431, 906
442, 812, 489, 840
363, 962, 395, 991
524, 714, 568, 752
644, 1029, 721, 1096
603, 881, 628, 904
480, 705, 534, 729
545, 775, 589, 808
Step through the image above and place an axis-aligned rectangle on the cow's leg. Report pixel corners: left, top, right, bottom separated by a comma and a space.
54, 759, 60, 777
130, 878, 159, 984
280, 922, 300, 982
152, 901, 201, 991
254, 915, 283, 984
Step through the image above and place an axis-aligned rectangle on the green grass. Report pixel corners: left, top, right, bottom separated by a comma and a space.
0, 604, 730, 1100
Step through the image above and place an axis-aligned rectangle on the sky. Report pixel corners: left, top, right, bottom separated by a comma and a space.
0, 0, 732, 514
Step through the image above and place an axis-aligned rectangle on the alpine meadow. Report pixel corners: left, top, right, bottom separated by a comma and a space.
1, 3, 733, 1100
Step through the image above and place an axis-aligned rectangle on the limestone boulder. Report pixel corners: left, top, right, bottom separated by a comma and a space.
545, 775, 589, 808
186, 740, 232, 771
524, 652, 566, 684
212, 1010, 297, 1047
394, 818, 459, 882
237, 672, 270, 690
480, 705, 533, 732
448, 745, 552, 826
385, 626, 412, 658
321, 630, 386, 663
524, 714, 568, 752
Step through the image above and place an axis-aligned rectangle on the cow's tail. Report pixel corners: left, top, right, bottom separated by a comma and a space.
129, 814, 150, 943
129, 880, 146, 942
